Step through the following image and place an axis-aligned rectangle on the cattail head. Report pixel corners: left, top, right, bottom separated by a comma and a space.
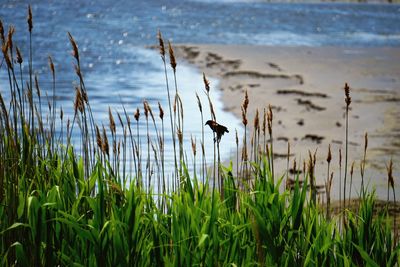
293, 159, 297, 174
339, 148, 342, 166
108, 107, 116, 134
287, 141, 290, 159
168, 41, 176, 72
27, 5, 33, 33
344, 83, 351, 107
48, 56, 55, 75
387, 159, 394, 189
157, 30, 165, 59
196, 92, 202, 113
2, 43, 12, 70
68, 32, 80, 64
327, 144, 332, 164
60, 107, 63, 121
16, 46, 23, 64
34, 75, 41, 98
134, 107, 140, 121
203, 73, 210, 93
158, 101, 164, 120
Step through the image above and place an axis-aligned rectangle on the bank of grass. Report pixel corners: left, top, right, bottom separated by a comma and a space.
0, 7, 399, 266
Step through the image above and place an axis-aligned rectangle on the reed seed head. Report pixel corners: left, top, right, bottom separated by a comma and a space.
241, 106, 247, 126
16, 46, 23, 64
242, 90, 249, 112
177, 129, 183, 144
235, 129, 238, 146
34, 75, 41, 98
168, 41, 176, 72
196, 92, 202, 113
158, 101, 164, 120
339, 148, 342, 166
143, 100, 149, 119
344, 83, 351, 107
327, 144, 332, 164
157, 30, 165, 59
109, 107, 116, 134
7, 26, 15, 52
254, 109, 259, 132
95, 125, 102, 149
350, 161, 355, 177
387, 159, 394, 189
203, 73, 210, 93
364, 132, 368, 153
134, 107, 140, 121
191, 135, 196, 156
60, 107, 63, 120
74, 87, 84, 114
102, 125, 109, 156
68, 32, 80, 64
27, 5, 33, 33
48, 56, 55, 75
262, 108, 266, 135
0, 19, 4, 43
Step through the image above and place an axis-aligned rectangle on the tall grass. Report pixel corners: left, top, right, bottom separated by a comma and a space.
0, 9, 399, 266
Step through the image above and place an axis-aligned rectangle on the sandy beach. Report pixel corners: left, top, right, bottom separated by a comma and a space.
175, 44, 400, 200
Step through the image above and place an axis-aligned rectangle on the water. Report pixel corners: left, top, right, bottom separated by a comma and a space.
1, 0, 399, 182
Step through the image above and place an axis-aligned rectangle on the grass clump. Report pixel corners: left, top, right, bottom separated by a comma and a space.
0, 7, 399, 266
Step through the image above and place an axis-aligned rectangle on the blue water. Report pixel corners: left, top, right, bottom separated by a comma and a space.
1, 0, 400, 181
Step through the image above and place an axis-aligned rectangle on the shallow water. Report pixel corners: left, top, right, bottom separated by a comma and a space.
1, 0, 399, 183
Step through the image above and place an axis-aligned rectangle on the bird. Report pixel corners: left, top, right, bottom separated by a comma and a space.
205, 120, 229, 143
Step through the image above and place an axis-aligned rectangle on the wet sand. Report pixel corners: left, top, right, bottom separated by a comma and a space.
175, 44, 400, 200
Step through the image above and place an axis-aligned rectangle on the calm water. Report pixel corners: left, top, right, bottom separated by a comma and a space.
1, 0, 400, 180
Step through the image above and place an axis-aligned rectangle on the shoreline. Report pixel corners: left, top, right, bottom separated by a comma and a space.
175, 44, 400, 200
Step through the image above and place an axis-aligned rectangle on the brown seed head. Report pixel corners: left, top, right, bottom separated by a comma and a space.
177, 129, 183, 144
134, 107, 140, 121
74, 87, 84, 114
102, 125, 109, 156
387, 159, 394, 189
235, 129, 239, 146
191, 135, 196, 156
0, 19, 4, 43
364, 132, 368, 153
344, 83, 351, 107
16, 47, 23, 64
168, 41, 176, 72
6, 26, 15, 52
203, 73, 210, 93
196, 92, 202, 113
339, 148, 342, 166
109, 107, 116, 134
68, 32, 80, 63
254, 108, 259, 132
327, 144, 332, 164
48, 56, 55, 75
262, 108, 266, 135
27, 5, 33, 33
157, 30, 165, 59
350, 161, 355, 177
143, 100, 149, 119
60, 107, 63, 120
95, 125, 102, 149
158, 101, 164, 120
34, 75, 41, 98
241, 106, 247, 126
242, 90, 249, 112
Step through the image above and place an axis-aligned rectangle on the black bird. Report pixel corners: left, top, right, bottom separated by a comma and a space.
205, 120, 229, 142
